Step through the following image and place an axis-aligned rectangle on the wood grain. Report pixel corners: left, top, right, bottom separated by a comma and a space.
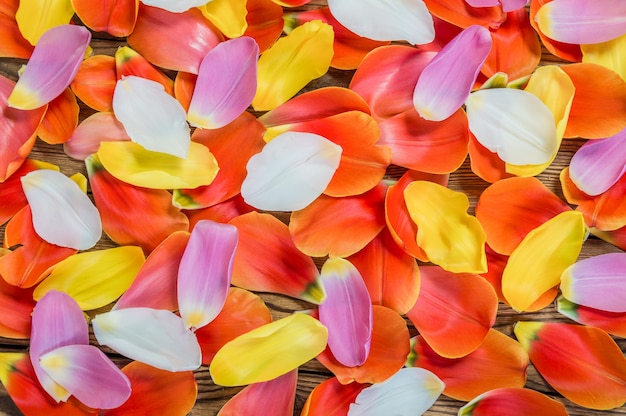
1, 2, 626, 415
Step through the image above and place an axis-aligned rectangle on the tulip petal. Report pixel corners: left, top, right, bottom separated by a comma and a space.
15, 0, 74, 45
0, 276, 35, 339
229, 212, 325, 303
327, 0, 434, 45
535, 0, 626, 44
21, 169, 102, 250
414, 25, 491, 121
501, 211, 587, 312
39, 345, 131, 409
242, 0, 283, 53
582, 34, 626, 82
0, 0, 33, 59
199, 0, 248, 39
33, 246, 145, 310
210, 313, 328, 386
8, 25, 90, 110
96, 141, 219, 189
141, 0, 211, 13
348, 367, 443, 416
187, 36, 258, 129
301, 376, 366, 416
70, 55, 117, 112
557, 296, 626, 338
217, 370, 297, 416
514, 321, 626, 410
72, 0, 138, 37
465, 88, 557, 166
37, 87, 78, 145
115, 46, 174, 96
240, 131, 342, 211
63, 112, 130, 160
404, 180, 487, 273
252, 20, 334, 111
92, 308, 202, 372
0, 159, 53, 224
458, 388, 569, 416
423, 0, 506, 29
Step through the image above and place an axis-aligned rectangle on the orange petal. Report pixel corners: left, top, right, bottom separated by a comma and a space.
99, 361, 197, 416
316, 305, 410, 385
480, 244, 508, 302
115, 46, 174, 96
467, 131, 511, 183
173, 112, 266, 209
301, 376, 366, 416
37, 87, 78, 145
184, 194, 255, 228
289, 183, 387, 258
347, 228, 420, 315
0, 277, 35, 339
423, 0, 506, 29
0, 0, 33, 58
0, 206, 76, 287
528, 0, 582, 62
70, 55, 117, 112
459, 388, 568, 416
561, 63, 626, 139
408, 329, 529, 401
475, 177, 572, 255
173, 71, 196, 112
229, 212, 325, 304
591, 225, 626, 251
196, 287, 271, 364
407, 266, 498, 359
242, 0, 283, 53
71, 0, 138, 37
514, 321, 626, 410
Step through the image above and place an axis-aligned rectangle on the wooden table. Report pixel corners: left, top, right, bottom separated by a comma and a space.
1, 2, 625, 415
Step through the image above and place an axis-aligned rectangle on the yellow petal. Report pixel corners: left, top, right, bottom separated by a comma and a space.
507, 65, 575, 177
582, 34, 626, 82
502, 211, 588, 312
210, 313, 328, 386
69, 172, 88, 193
199, 0, 248, 38
252, 20, 334, 111
96, 141, 219, 189
16, 0, 74, 45
403, 181, 487, 274
33, 246, 145, 310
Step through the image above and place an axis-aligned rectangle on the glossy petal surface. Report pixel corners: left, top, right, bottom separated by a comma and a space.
199, 0, 248, 38
37, 88, 78, 145
15, 0, 74, 45
458, 388, 568, 416
72, 0, 138, 37
70, 55, 117, 112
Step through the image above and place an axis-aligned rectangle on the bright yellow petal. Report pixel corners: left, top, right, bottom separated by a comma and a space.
210, 313, 328, 386
69, 172, 88, 193
404, 181, 487, 274
502, 211, 587, 312
582, 34, 626, 82
506, 65, 575, 177
33, 246, 145, 310
199, 0, 248, 38
252, 20, 334, 111
96, 141, 219, 189
16, 0, 74, 45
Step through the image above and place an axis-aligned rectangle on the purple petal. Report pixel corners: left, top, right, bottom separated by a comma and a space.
8, 25, 91, 110
413, 25, 492, 121
39, 344, 131, 409
569, 128, 626, 196
178, 220, 238, 330
318, 257, 373, 367
187, 36, 259, 129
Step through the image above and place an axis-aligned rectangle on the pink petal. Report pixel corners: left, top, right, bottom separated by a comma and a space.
8, 25, 91, 110
318, 257, 373, 367
569, 128, 626, 196
187, 36, 259, 129
465, 0, 528, 12
39, 344, 131, 409
63, 112, 131, 160
413, 25, 491, 122
178, 220, 238, 330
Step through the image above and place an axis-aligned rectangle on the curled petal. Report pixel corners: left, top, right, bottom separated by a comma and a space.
458, 388, 568, 416
15, 0, 74, 45
423, 0, 506, 29
9, 25, 90, 110
92, 308, 202, 372
72, 0, 138, 37
21, 169, 102, 250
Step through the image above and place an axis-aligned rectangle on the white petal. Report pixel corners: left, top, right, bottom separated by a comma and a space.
92, 308, 202, 372
140, 0, 213, 13
113, 75, 191, 158
465, 88, 558, 166
240, 131, 342, 211
348, 367, 444, 416
327, 0, 434, 45
21, 170, 102, 250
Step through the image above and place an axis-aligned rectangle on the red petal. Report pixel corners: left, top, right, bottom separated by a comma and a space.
71, 0, 138, 37
174, 71, 196, 112
184, 195, 255, 228
423, 0, 506, 29
115, 46, 174, 96
0, 159, 54, 225
301, 376, 366, 416
558, 296, 626, 338
243, 0, 283, 53
460, 388, 568, 416
0, 277, 35, 339
468, 131, 511, 183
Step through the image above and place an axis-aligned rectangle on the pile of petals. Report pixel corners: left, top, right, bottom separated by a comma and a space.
1, 0, 626, 414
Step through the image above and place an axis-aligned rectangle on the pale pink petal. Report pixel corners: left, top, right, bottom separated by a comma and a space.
178, 220, 238, 330
465, 0, 528, 12
414, 25, 491, 122
187, 36, 259, 129
8, 25, 91, 110
63, 112, 131, 160
39, 344, 131, 409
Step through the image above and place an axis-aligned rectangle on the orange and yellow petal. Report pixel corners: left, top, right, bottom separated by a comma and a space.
70, 55, 117, 112
71, 0, 138, 37
37, 87, 78, 145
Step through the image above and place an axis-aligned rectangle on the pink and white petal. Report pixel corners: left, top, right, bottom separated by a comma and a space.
63, 112, 130, 160
21, 170, 102, 250
414, 25, 491, 122
240, 131, 342, 211
187, 36, 259, 129
112, 76, 190, 158
327, 0, 434, 45
318, 258, 373, 367
8, 25, 91, 110
569, 129, 626, 196
140, 0, 213, 13
178, 220, 238, 330
535, 0, 626, 45
465, 88, 557, 166
92, 307, 201, 372
561, 253, 626, 313
348, 367, 444, 415
39, 344, 131, 409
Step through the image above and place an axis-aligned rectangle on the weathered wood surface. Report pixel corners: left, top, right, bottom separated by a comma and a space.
1, 2, 626, 415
